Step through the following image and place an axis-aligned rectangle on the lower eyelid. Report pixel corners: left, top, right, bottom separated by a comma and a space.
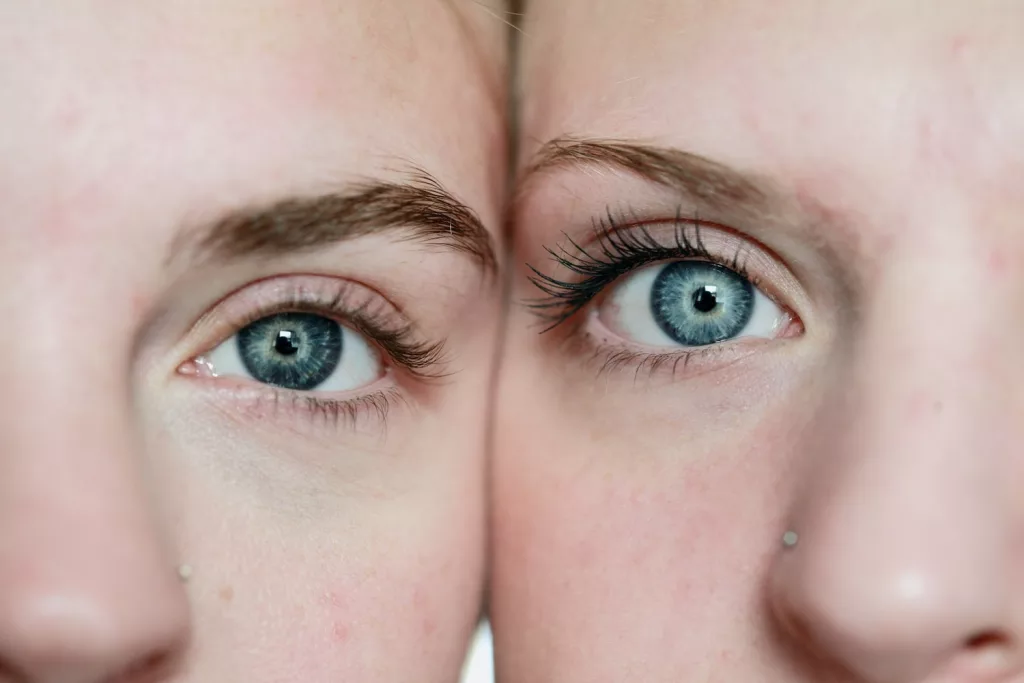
579, 328, 773, 383
179, 368, 403, 432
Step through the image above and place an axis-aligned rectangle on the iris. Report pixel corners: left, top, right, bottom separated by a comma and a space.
650, 262, 754, 346
236, 312, 342, 390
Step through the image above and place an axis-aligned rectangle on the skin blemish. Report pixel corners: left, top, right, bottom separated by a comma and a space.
988, 249, 1007, 274
219, 585, 234, 603
949, 34, 971, 58
320, 590, 353, 645
413, 584, 438, 637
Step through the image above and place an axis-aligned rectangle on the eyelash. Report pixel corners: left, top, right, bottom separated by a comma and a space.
527, 209, 755, 330
185, 278, 446, 427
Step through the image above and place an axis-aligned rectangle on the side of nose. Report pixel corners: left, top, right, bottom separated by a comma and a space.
769, 258, 1024, 683
0, 372, 191, 681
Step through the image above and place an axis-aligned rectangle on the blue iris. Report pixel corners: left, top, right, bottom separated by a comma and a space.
650, 262, 754, 346
236, 312, 342, 390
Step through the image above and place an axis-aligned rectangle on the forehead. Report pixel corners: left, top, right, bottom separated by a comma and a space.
519, 1, 1024, 214
0, 0, 505, 245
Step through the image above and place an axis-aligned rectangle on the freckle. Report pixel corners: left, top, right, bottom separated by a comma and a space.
219, 586, 234, 603
932, 401, 944, 414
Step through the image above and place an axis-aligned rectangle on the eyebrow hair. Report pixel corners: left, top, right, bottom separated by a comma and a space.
173, 171, 497, 273
519, 137, 772, 211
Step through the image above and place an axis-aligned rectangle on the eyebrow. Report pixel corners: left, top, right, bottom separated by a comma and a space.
172, 170, 497, 273
518, 137, 774, 212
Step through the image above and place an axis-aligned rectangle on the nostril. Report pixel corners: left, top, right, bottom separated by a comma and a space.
950, 629, 1022, 680
964, 631, 1008, 650
112, 648, 176, 683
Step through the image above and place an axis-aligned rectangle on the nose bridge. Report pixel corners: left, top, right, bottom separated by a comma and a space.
0, 297, 190, 681
771, 249, 1023, 682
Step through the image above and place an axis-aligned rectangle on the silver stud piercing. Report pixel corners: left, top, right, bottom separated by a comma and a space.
177, 564, 193, 583
782, 531, 799, 549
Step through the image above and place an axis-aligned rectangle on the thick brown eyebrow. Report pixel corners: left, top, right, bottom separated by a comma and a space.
518, 137, 772, 212
173, 171, 497, 273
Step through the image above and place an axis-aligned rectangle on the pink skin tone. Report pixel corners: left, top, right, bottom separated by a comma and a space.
494, 2, 1024, 683
0, 2, 504, 682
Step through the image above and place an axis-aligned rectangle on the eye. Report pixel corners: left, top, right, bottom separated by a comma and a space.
203, 312, 381, 392
599, 261, 788, 347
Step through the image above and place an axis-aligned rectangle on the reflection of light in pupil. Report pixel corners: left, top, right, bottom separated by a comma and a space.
692, 285, 718, 313
274, 330, 299, 356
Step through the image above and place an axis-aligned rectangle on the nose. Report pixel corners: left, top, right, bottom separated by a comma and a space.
770, 258, 1024, 683
0, 367, 191, 681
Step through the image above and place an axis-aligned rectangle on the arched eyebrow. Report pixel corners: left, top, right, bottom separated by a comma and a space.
517, 137, 772, 212
169, 171, 497, 274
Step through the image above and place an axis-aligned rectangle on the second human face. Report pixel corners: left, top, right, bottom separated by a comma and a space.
494, 2, 1024, 682
0, 1, 504, 681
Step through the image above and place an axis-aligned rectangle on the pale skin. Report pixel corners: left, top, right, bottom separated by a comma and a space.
0, 2, 504, 682
494, 2, 1024, 682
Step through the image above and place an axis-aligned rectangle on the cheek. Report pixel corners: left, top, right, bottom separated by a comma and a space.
183, 518, 480, 682
493, 367, 811, 669
153, 428, 484, 681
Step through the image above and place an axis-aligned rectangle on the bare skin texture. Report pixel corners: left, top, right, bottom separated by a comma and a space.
494, 2, 1024, 682
0, 1, 504, 681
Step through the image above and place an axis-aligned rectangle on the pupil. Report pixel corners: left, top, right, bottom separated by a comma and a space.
274, 330, 300, 356
692, 286, 718, 313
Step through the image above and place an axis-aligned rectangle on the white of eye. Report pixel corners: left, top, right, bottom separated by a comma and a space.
598, 261, 787, 348
203, 320, 381, 392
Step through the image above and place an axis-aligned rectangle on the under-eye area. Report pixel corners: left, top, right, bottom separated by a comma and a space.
526, 211, 804, 379
177, 274, 448, 428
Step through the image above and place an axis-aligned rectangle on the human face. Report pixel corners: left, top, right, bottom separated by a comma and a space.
0, 2, 504, 681
494, 2, 1024, 682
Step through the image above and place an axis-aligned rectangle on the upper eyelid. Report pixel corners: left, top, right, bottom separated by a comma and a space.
182, 274, 451, 384
184, 275, 411, 354
526, 215, 806, 327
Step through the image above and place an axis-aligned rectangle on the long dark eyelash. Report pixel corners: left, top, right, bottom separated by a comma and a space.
238, 286, 448, 381
526, 209, 751, 331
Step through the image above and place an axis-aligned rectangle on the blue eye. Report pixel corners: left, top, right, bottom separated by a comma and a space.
651, 262, 754, 345
204, 312, 381, 392
600, 261, 787, 348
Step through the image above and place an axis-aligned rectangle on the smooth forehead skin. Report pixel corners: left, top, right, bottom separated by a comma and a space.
0, 2, 504, 682
494, 2, 1024, 683
2, 0, 504, 253
520, 1, 1024, 230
